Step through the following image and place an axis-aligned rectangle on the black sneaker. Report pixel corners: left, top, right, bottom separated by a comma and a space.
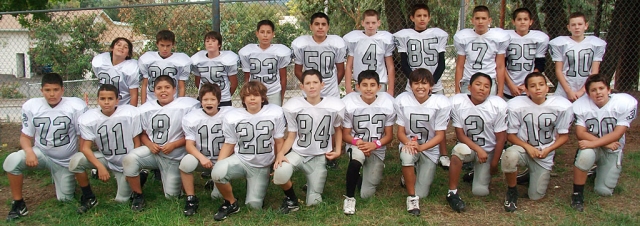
77, 195, 98, 214
140, 170, 149, 188
504, 189, 518, 212
183, 195, 199, 216
587, 165, 597, 181
516, 168, 530, 185
301, 184, 308, 193
204, 179, 215, 190
571, 192, 584, 212
90, 169, 99, 179
152, 169, 162, 181
446, 192, 466, 213
6, 201, 28, 221
462, 170, 474, 183
279, 197, 300, 214
201, 171, 211, 179
214, 200, 240, 221
326, 159, 338, 169
131, 193, 145, 212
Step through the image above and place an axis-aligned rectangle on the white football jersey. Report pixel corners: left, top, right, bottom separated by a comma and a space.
21, 97, 88, 167
283, 97, 345, 158
507, 96, 573, 170
450, 94, 508, 153
138, 51, 192, 102
454, 28, 510, 82
182, 107, 232, 163
393, 28, 449, 92
343, 92, 396, 160
239, 44, 291, 96
78, 105, 142, 172
222, 104, 286, 168
343, 31, 395, 83
394, 92, 451, 163
139, 97, 199, 160
504, 30, 549, 95
573, 93, 637, 153
292, 35, 347, 97
92, 52, 140, 105
549, 36, 607, 97
191, 50, 238, 102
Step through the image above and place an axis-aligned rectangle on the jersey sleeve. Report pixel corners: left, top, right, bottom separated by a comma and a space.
497, 34, 510, 55
536, 35, 550, 58
384, 35, 395, 57
182, 118, 197, 141
453, 33, 466, 56
506, 106, 521, 134
222, 118, 238, 144
393, 98, 407, 127
20, 105, 35, 137
385, 108, 397, 127
593, 41, 607, 62
344, 36, 357, 57
434, 101, 451, 131
334, 40, 347, 64
178, 56, 192, 81
292, 39, 304, 65
437, 32, 449, 53
131, 109, 143, 136
556, 106, 574, 134
78, 116, 96, 141
549, 40, 564, 62
342, 108, 354, 129
126, 61, 140, 89
283, 108, 298, 132
493, 102, 508, 133
274, 113, 286, 139
73, 102, 89, 135
616, 96, 637, 127
573, 102, 587, 128
138, 54, 150, 79
239, 48, 251, 73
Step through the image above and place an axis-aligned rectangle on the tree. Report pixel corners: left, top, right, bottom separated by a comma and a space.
600, 0, 640, 91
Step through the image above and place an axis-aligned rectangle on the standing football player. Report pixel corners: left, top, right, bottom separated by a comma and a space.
191, 31, 239, 107
92, 37, 140, 106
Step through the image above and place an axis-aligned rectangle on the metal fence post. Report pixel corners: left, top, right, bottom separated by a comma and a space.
212, 0, 220, 32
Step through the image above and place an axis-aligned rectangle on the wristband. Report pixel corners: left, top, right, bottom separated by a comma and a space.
351, 137, 361, 145
374, 140, 382, 149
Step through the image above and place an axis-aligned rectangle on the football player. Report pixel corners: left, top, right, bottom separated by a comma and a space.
122, 75, 199, 211
343, 10, 395, 95
570, 74, 636, 212
447, 72, 508, 213
394, 68, 451, 216
341, 70, 395, 215
191, 31, 239, 107
550, 12, 607, 102
139, 30, 192, 104
179, 83, 231, 216
503, 8, 549, 99
4, 73, 87, 221
273, 69, 345, 214
454, 5, 510, 97
239, 20, 292, 106
501, 72, 573, 212
92, 37, 140, 106
211, 81, 286, 221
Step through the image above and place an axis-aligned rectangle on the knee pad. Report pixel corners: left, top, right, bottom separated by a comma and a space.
122, 154, 141, 177
399, 151, 416, 166
3, 151, 24, 175
178, 154, 198, 173
68, 152, 87, 173
349, 147, 366, 164
272, 163, 293, 185
500, 147, 521, 173
574, 149, 597, 171
211, 161, 229, 183
452, 143, 472, 161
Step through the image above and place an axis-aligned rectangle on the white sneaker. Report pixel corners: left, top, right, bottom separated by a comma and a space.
406, 195, 420, 216
439, 156, 451, 168
343, 196, 356, 215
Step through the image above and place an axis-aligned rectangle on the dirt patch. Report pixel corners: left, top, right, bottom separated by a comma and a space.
0, 123, 22, 150
0, 177, 57, 214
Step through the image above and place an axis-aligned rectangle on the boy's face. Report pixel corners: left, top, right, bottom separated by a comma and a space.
512, 12, 533, 33
301, 74, 324, 98
567, 17, 588, 38
256, 25, 275, 46
587, 81, 610, 107
154, 80, 176, 105
156, 40, 174, 58
472, 11, 492, 33
361, 16, 381, 35
525, 76, 549, 100
410, 80, 432, 101
201, 92, 220, 115
41, 83, 64, 106
468, 76, 491, 103
98, 90, 118, 115
111, 40, 130, 58
356, 78, 381, 100
205, 38, 221, 53
410, 9, 430, 30
243, 93, 263, 113
310, 17, 329, 38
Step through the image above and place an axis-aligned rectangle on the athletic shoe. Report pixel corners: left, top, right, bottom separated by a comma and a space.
439, 156, 451, 170
279, 197, 300, 214
326, 159, 338, 169
201, 171, 211, 179
214, 200, 240, 221
462, 170, 474, 183
131, 192, 145, 212
400, 175, 406, 188
204, 179, 215, 190
76, 195, 98, 214
504, 189, 518, 212
90, 169, 98, 179
571, 192, 584, 212
301, 184, 308, 192
140, 169, 149, 188
6, 201, 27, 221
343, 196, 356, 215
587, 165, 597, 180
406, 195, 420, 216
446, 192, 466, 213
516, 168, 530, 185
462, 162, 474, 171
183, 195, 199, 216
152, 169, 162, 181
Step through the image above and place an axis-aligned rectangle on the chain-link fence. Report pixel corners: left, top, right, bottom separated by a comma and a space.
0, 0, 638, 123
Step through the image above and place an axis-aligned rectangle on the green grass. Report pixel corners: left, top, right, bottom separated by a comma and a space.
0, 148, 639, 225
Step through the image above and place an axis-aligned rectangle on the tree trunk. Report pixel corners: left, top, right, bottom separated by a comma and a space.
521, 0, 541, 30
600, 0, 640, 92
593, 0, 605, 37
541, 0, 567, 86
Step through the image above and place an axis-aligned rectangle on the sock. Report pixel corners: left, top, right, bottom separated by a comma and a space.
13, 199, 24, 204
448, 189, 458, 194
573, 184, 584, 194
81, 184, 95, 198
284, 187, 297, 201
508, 186, 517, 191
345, 160, 362, 198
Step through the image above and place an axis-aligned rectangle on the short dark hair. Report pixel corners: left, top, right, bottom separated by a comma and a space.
156, 30, 175, 43
198, 83, 222, 103
585, 74, 609, 90
408, 68, 434, 86
310, 12, 330, 25
569, 12, 588, 23
470, 72, 492, 88
110, 37, 133, 60
524, 72, 546, 87
512, 8, 532, 20
301, 69, 323, 84
97, 84, 119, 99
357, 70, 380, 85
256, 19, 275, 32
410, 3, 430, 17
240, 81, 269, 108
42, 73, 63, 87
362, 9, 380, 20
472, 5, 491, 17
155, 75, 176, 89
204, 31, 222, 50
